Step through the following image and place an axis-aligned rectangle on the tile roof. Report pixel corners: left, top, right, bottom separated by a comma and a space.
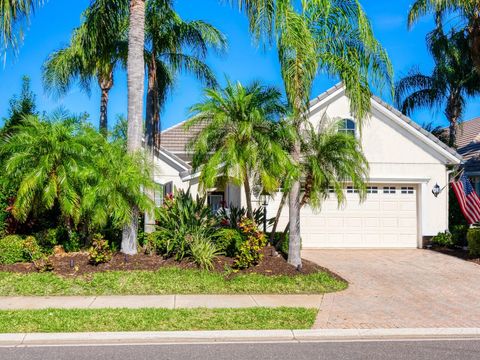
450, 117, 480, 172
160, 120, 207, 161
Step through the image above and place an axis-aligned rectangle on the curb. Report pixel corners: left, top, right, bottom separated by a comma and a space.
1, 328, 480, 346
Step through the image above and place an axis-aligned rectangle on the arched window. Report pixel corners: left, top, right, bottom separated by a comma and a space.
338, 119, 356, 136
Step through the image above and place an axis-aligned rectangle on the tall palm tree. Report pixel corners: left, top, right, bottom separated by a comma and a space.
237, 0, 392, 267
144, 0, 225, 157
0, 0, 43, 54
143, 0, 226, 233
185, 80, 291, 219
123, 0, 146, 254
43, 1, 128, 135
395, 28, 480, 146
408, 0, 480, 73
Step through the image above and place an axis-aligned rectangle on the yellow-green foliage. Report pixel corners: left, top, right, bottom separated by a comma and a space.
234, 218, 267, 269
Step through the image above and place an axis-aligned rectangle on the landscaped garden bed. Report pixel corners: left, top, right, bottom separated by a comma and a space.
0, 307, 318, 333
430, 247, 480, 266
0, 245, 326, 277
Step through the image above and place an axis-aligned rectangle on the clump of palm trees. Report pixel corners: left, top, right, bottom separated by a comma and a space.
0, 113, 156, 241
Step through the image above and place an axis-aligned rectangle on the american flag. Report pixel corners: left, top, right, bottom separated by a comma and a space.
451, 174, 480, 224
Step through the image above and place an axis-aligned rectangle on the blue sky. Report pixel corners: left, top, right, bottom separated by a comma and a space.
1, 0, 479, 130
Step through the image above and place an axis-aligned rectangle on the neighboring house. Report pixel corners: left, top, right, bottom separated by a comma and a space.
450, 117, 480, 194
155, 84, 462, 249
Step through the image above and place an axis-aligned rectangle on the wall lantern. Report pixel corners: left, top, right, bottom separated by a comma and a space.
432, 183, 441, 198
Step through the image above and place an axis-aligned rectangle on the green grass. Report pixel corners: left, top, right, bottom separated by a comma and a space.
0, 268, 347, 296
0, 307, 317, 333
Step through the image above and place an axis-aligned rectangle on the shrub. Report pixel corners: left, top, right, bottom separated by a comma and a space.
216, 206, 266, 229
467, 228, 480, 257
63, 232, 81, 252
214, 228, 244, 257
88, 234, 112, 265
431, 231, 454, 247
234, 218, 267, 269
450, 224, 469, 247
0, 235, 25, 264
22, 236, 43, 261
188, 234, 221, 270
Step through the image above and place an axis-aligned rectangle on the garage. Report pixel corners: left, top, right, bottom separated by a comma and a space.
278, 184, 418, 248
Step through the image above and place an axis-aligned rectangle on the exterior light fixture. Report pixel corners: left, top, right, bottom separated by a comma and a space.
259, 193, 270, 233
69, 259, 74, 268
432, 183, 441, 198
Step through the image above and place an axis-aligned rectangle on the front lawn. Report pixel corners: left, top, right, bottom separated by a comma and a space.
0, 267, 346, 296
0, 307, 317, 333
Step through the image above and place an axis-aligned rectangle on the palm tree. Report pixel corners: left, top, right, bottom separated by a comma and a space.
237, 0, 392, 267
0, 114, 155, 234
0, 115, 86, 228
270, 118, 369, 245
0, 0, 43, 54
143, 0, 226, 233
123, 0, 146, 254
144, 0, 225, 157
408, 0, 480, 73
186, 80, 291, 219
395, 28, 480, 147
43, 1, 128, 135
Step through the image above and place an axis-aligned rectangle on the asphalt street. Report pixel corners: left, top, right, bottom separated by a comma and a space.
1, 339, 480, 360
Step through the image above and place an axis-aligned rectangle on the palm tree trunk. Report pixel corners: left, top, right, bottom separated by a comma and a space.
122, 0, 146, 255
446, 91, 461, 148
98, 71, 113, 136
270, 191, 287, 244
144, 53, 159, 234
288, 138, 302, 268
243, 169, 253, 220
468, 16, 480, 74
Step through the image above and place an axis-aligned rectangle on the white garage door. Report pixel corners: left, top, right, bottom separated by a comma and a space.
269, 184, 418, 248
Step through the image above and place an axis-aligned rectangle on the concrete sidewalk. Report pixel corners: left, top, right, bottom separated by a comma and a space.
0, 295, 323, 310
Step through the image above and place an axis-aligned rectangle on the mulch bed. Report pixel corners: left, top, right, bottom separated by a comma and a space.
431, 246, 480, 266
0, 245, 328, 278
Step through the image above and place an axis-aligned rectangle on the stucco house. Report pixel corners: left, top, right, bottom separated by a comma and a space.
153, 84, 462, 249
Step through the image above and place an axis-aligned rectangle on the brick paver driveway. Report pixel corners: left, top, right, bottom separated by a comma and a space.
303, 249, 480, 329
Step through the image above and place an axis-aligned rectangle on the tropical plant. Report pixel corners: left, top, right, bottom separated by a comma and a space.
213, 227, 244, 257
0, 114, 155, 239
235, 0, 392, 267
431, 231, 454, 247
186, 80, 291, 219
395, 27, 480, 146
43, 0, 128, 134
0, 0, 43, 54
216, 206, 266, 230
0, 235, 25, 264
3, 76, 37, 131
188, 233, 222, 270
408, 0, 480, 73
467, 227, 480, 256
150, 189, 219, 259
88, 233, 113, 265
233, 218, 267, 269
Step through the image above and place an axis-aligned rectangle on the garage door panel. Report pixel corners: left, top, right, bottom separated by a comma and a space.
299, 184, 417, 248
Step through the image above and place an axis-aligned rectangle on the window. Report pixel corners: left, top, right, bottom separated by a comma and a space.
367, 186, 378, 194
401, 187, 414, 194
208, 192, 225, 213
328, 186, 335, 193
383, 186, 396, 194
346, 186, 359, 194
154, 185, 164, 207
338, 119, 356, 136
